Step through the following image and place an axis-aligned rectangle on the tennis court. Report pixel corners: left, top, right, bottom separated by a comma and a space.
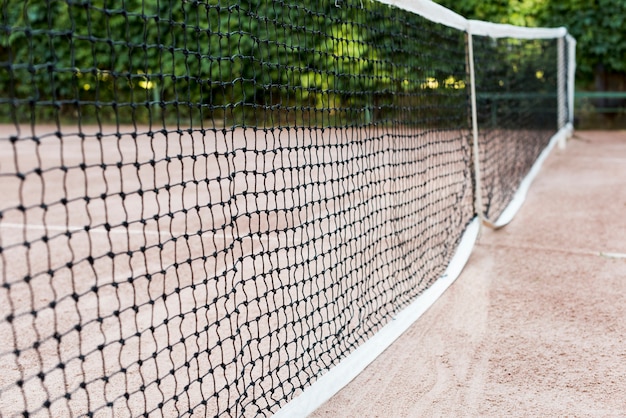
0, 0, 594, 416
312, 130, 626, 417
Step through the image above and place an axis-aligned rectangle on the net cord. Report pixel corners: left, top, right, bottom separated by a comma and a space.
468, 20, 567, 39
374, 0, 568, 39
373, 0, 467, 31
272, 218, 480, 418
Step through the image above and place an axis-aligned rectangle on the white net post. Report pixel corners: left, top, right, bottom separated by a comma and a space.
557, 36, 567, 148
567, 35, 577, 127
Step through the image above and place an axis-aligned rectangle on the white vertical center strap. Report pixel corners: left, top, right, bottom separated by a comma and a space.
465, 26, 484, 226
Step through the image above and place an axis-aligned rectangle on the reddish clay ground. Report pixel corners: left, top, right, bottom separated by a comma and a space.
311, 130, 626, 417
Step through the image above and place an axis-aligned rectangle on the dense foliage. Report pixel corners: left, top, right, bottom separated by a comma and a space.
3, 0, 617, 125
0, 0, 468, 125
540, 0, 626, 86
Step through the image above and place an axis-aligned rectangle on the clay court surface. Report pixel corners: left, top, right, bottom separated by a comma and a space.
312, 130, 626, 417
1, 128, 624, 417
0, 124, 472, 416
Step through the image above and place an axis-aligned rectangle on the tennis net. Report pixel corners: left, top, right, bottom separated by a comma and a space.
0, 1, 574, 417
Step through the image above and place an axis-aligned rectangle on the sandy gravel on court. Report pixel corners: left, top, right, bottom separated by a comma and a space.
311, 130, 626, 417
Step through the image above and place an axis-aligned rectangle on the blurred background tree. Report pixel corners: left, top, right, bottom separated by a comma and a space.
539, 0, 626, 103
434, 0, 626, 87
435, 0, 626, 126
0, 0, 468, 126
1, 0, 624, 126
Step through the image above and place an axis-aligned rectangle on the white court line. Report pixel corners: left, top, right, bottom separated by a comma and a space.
600, 252, 626, 260
0, 222, 278, 242
0, 222, 169, 236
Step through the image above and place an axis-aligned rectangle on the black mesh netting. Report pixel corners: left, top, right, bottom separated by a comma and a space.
472, 35, 563, 221
0, 1, 475, 416
0, 1, 576, 416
